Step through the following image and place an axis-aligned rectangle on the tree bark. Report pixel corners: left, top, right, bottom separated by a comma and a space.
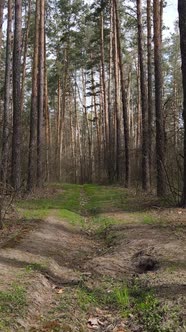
147, 0, 153, 186
37, 0, 45, 187
82, 68, 92, 182
27, 0, 40, 191
108, 0, 114, 181
153, 0, 166, 196
0, 0, 5, 51
59, 47, 68, 180
44, 33, 50, 182
12, 0, 22, 190
113, 3, 120, 181
1, 0, 13, 184
100, 5, 109, 171
137, 0, 150, 191
178, 0, 186, 206
114, 0, 130, 187
20, 0, 31, 113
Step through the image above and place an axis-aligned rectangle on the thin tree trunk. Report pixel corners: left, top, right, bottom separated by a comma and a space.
108, 0, 114, 181
136, 57, 141, 149
114, 0, 130, 187
37, 0, 45, 187
99, 62, 106, 179
137, 0, 150, 191
27, 0, 40, 191
12, 0, 22, 190
113, 4, 120, 181
153, 0, 166, 196
56, 77, 61, 176
44, 33, 50, 182
91, 68, 100, 182
73, 73, 78, 183
127, 68, 133, 139
20, 0, 31, 113
100, 5, 109, 168
82, 68, 92, 182
1, 0, 13, 184
178, 0, 186, 206
59, 48, 68, 180
147, 0, 153, 187
0, 0, 5, 51
160, 0, 163, 42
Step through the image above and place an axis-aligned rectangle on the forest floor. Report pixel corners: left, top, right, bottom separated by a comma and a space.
0, 184, 185, 332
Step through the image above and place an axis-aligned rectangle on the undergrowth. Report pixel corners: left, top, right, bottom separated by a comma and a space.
0, 284, 27, 330
53, 277, 184, 332
74, 280, 184, 332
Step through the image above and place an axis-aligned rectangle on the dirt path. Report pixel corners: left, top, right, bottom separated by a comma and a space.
0, 209, 185, 331
0, 214, 103, 330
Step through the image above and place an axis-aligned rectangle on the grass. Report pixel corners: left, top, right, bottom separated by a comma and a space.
0, 284, 27, 330
17, 183, 129, 225
73, 281, 183, 331
76, 287, 98, 311
17, 183, 173, 228
87, 216, 118, 245
25, 261, 48, 273
17, 207, 49, 220
141, 214, 157, 224
0, 284, 26, 313
16, 183, 167, 243
83, 184, 128, 213
75, 281, 137, 313
57, 209, 85, 226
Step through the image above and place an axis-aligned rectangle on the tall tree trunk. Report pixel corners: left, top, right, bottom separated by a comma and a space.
147, 0, 153, 187
99, 62, 106, 179
59, 48, 68, 180
91, 68, 100, 182
20, 0, 31, 113
113, 0, 130, 187
100, 5, 109, 171
113, 3, 120, 181
178, 0, 186, 206
12, 0, 22, 190
137, 0, 150, 191
136, 57, 142, 149
82, 68, 92, 182
153, 0, 165, 196
0, 0, 5, 51
37, 0, 45, 187
108, 0, 114, 181
56, 77, 61, 176
160, 0, 163, 42
1, 0, 12, 184
27, 0, 40, 191
73, 73, 78, 183
44, 33, 50, 182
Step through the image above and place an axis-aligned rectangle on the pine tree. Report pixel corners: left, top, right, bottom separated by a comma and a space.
1, 0, 13, 184
178, 0, 186, 206
12, 0, 22, 190
153, 0, 165, 196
